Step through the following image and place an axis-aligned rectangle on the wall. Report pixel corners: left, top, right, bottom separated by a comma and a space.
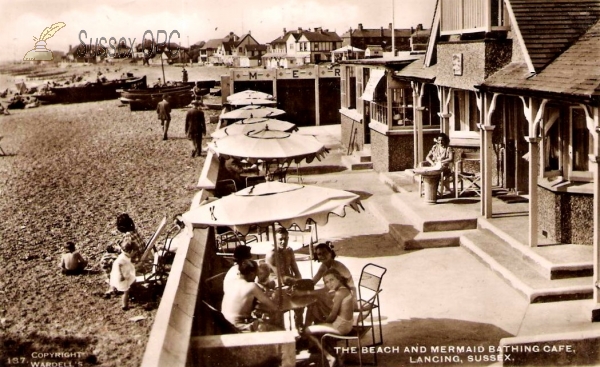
538, 187, 594, 245
340, 112, 364, 153
370, 129, 415, 172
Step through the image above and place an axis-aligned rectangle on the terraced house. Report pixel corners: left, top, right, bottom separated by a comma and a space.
393, 0, 600, 319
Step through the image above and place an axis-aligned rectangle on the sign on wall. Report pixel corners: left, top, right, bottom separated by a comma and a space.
452, 53, 463, 76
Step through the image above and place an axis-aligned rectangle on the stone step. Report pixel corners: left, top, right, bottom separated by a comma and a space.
341, 155, 373, 171
390, 194, 478, 233
365, 194, 467, 250
479, 217, 593, 280
461, 229, 593, 303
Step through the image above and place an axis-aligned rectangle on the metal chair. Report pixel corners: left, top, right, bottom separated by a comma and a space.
216, 179, 237, 197
319, 263, 386, 366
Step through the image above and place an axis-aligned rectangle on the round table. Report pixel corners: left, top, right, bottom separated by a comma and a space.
413, 167, 442, 204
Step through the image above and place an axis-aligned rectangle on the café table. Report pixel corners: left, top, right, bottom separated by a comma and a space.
264, 288, 319, 330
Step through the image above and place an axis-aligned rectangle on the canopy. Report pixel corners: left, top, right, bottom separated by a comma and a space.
228, 98, 277, 107
361, 69, 385, 102
208, 129, 327, 164
211, 118, 297, 139
182, 181, 363, 234
219, 105, 285, 120
331, 45, 365, 53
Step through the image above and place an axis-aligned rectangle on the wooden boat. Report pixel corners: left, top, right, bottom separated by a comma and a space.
119, 80, 216, 111
35, 76, 147, 104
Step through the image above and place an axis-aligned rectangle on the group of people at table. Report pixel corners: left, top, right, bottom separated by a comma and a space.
220, 227, 355, 366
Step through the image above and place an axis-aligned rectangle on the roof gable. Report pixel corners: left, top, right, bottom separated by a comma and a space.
509, 0, 600, 72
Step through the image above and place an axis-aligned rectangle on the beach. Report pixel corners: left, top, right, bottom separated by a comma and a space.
0, 62, 226, 366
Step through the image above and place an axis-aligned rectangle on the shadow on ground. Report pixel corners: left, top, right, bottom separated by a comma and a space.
296, 233, 409, 258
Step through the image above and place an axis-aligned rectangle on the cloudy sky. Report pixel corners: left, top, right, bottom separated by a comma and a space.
2, 0, 436, 61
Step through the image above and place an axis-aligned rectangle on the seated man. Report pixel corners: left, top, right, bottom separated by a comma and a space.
221, 259, 282, 332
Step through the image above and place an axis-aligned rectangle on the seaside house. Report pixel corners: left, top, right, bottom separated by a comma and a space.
395, 0, 600, 320
199, 39, 222, 64
263, 27, 342, 68
229, 32, 267, 67
340, 23, 415, 54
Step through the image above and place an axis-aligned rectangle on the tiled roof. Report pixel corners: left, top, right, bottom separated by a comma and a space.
341, 28, 413, 38
301, 30, 342, 42
510, 0, 600, 72
245, 44, 267, 51
481, 19, 600, 99
395, 57, 437, 82
201, 39, 222, 50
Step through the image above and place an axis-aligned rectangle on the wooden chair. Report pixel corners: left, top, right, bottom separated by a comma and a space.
320, 263, 387, 366
454, 152, 482, 198
135, 217, 169, 285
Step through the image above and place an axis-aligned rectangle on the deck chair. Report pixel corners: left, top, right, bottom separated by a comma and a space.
320, 288, 383, 367
135, 217, 170, 285
454, 152, 481, 198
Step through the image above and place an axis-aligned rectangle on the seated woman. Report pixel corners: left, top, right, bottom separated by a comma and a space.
302, 242, 356, 329
115, 213, 144, 265
303, 269, 354, 367
424, 132, 454, 193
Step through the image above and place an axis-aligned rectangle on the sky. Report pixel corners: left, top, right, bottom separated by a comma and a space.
1, 0, 436, 61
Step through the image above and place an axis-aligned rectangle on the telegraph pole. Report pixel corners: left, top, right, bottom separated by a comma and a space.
392, 0, 396, 57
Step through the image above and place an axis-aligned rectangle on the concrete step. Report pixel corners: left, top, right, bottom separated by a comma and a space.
460, 229, 593, 303
365, 194, 467, 250
340, 155, 373, 171
479, 217, 593, 280
390, 194, 478, 233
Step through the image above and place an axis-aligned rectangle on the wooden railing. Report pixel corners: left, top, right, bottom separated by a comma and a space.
440, 0, 509, 35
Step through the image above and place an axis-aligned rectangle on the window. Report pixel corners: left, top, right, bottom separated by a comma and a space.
451, 90, 479, 137
440, 0, 510, 35
543, 107, 561, 174
569, 107, 593, 181
313, 43, 319, 51
391, 88, 413, 128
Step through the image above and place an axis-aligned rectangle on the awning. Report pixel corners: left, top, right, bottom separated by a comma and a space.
361, 69, 385, 102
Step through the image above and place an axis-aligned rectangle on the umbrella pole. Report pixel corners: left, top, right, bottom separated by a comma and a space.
273, 223, 283, 308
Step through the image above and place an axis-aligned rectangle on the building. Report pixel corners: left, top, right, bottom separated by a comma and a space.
394, 0, 600, 320
340, 23, 417, 54
263, 27, 342, 68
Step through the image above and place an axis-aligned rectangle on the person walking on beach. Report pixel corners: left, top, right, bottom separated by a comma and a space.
182, 67, 188, 83
156, 94, 171, 140
185, 100, 206, 157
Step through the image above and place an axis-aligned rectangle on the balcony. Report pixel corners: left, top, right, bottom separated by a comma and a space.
440, 0, 509, 36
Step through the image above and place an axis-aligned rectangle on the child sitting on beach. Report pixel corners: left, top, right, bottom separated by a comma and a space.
107, 241, 137, 310
59, 241, 88, 275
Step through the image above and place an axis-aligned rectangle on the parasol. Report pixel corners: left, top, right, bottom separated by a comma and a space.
208, 128, 328, 164
227, 89, 274, 102
211, 118, 297, 139
219, 105, 285, 120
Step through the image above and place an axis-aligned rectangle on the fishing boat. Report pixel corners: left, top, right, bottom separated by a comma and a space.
35, 75, 147, 104
119, 80, 215, 111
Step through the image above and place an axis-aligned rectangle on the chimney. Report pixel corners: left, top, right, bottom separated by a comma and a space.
358, 23, 363, 31
298, 27, 302, 32
380, 27, 384, 37
248, 30, 251, 35
283, 28, 287, 34
411, 27, 414, 33
417, 23, 423, 31
389, 23, 393, 30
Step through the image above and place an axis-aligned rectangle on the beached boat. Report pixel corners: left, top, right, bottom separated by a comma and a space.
35, 76, 147, 104
119, 80, 215, 111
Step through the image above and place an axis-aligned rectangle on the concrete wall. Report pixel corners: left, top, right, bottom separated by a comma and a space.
341, 112, 364, 153
538, 187, 594, 245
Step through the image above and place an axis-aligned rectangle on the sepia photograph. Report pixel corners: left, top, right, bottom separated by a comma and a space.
1, 0, 600, 366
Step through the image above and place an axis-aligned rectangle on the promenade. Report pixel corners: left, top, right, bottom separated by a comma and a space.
291, 125, 600, 366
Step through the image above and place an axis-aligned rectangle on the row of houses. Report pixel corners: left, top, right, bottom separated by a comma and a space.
335, 0, 600, 319
59, 23, 430, 67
